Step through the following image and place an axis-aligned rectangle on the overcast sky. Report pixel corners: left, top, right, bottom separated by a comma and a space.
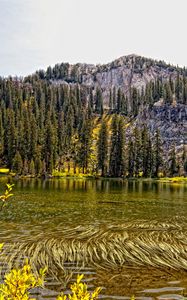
0, 0, 187, 76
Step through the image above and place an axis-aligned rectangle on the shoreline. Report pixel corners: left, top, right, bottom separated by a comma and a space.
0, 173, 187, 183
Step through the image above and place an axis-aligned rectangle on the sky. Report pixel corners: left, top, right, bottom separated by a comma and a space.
0, 0, 187, 77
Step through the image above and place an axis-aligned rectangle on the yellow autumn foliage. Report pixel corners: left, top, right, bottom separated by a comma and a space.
0, 261, 46, 300
0, 267, 101, 300
57, 274, 101, 300
0, 184, 14, 210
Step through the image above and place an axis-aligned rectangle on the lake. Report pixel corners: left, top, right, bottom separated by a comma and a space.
0, 178, 187, 299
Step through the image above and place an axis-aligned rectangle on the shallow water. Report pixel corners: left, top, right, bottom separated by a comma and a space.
0, 178, 187, 299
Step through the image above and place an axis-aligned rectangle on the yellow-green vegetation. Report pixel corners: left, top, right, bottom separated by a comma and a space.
0, 184, 14, 210
0, 169, 9, 175
57, 274, 101, 300
52, 170, 95, 178
159, 176, 187, 183
0, 262, 46, 300
0, 267, 100, 300
92, 114, 112, 138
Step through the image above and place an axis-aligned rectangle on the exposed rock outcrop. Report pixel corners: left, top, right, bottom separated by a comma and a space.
48, 54, 180, 108
133, 104, 187, 148
38, 54, 187, 150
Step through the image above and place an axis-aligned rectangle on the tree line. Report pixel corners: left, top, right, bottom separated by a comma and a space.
98, 116, 186, 177
0, 74, 186, 177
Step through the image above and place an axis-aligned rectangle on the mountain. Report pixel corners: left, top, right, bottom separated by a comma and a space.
35, 54, 186, 109
0, 54, 186, 177
34, 53, 187, 148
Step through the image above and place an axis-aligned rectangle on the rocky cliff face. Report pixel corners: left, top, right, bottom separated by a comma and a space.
42, 54, 187, 151
133, 104, 187, 147
49, 54, 180, 108
81, 55, 178, 107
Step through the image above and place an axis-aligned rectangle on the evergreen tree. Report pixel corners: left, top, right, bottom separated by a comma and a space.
65, 105, 74, 147
109, 89, 113, 110
29, 159, 35, 176
44, 113, 57, 174
0, 111, 4, 161
5, 109, 17, 167
109, 115, 125, 177
183, 150, 187, 176
112, 87, 116, 110
23, 159, 29, 175
121, 94, 128, 115
131, 87, 139, 116
133, 127, 142, 177
78, 118, 92, 174
57, 111, 65, 157
128, 138, 134, 177
35, 157, 42, 176
41, 160, 47, 176
175, 72, 181, 101
117, 88, 122, 113
153, 129, 163, 177
141, 126, 152, 177
165, 82, 173, 104
170, 146, 177, 176
30, 114, 38, 160
182, 146, 187, 176
22, 107, 31, 160
109, 115, 118, 177
12, 151, 23, 174
95, 88, 103, 114
117, 117, 125, 176
89, 88, 94, 110
97, 119, 108, 176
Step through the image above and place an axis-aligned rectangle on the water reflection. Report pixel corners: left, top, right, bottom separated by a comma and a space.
1, 177, 186, 194
0, 178, 186, 235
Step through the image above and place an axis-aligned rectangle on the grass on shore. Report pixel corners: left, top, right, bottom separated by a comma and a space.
0, 168, 9, 174
52, 170, 96, 178
158, 176, 187, 183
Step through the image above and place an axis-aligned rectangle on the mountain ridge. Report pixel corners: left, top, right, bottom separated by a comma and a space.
32, 54, 187, 110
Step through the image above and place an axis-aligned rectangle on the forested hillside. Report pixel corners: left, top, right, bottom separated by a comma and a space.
0, 55, 186, 177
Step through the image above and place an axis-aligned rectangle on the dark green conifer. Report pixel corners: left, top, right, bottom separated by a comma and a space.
153, 129, 163, 177
128, 138, 134, 177
12, 151, 23, 174
78, 118, 92, 174
170, 146, 177, 176
109, 115, 125, 177
95, 88, 103, 115
29, 159, 35, 176
97, 119, 108, 176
